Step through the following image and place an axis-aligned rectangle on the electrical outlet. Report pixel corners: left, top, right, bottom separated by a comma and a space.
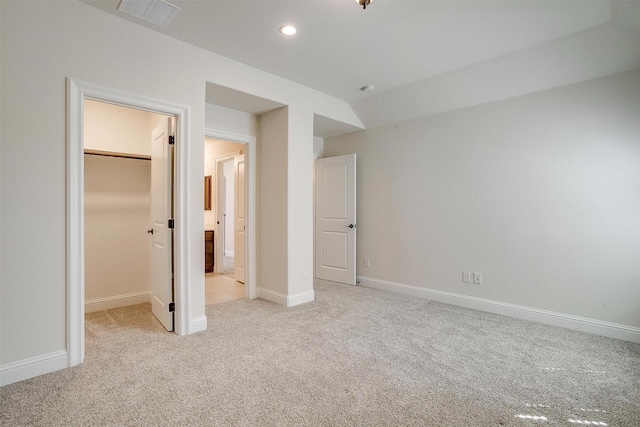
462, 271, 471, 283
301, 268, 307, 279
473, 272, 483, 285
364, 258, 370, 267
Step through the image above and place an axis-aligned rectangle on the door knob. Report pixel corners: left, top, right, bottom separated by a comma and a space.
147, 229, 154, 234
346, 224, 356, 229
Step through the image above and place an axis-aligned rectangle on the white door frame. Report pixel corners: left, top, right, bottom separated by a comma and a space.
67, 78, 192, 367
205, 129, 256, 299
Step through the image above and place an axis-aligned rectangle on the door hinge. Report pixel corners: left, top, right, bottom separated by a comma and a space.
168, 135, 175, 145
169, 302, 175, 312
168, 219, 175, 229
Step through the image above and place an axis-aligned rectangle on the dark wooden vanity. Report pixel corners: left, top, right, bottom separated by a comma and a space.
205, 230, 214, 273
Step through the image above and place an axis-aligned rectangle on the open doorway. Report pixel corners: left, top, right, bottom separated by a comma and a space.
204, 137, 246, 305
83, 99, 176, 330
67, 79, 194, 368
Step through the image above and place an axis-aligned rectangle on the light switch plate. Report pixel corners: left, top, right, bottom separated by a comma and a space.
462, 271, 471, 283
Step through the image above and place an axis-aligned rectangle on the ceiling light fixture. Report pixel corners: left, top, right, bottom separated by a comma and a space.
279, 25, 297, 36
357, 0, 372, 10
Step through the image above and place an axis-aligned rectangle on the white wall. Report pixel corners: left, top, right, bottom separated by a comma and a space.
257, 106, 316, 304
258, 108, 289, 296
287, 107, 315, 298
84, 100, 155, 157
0, 0, 360, 382
313, 136, 324, 159
84, 155, 151, 311
325, 70, 640, 331
205, 103, 259, 137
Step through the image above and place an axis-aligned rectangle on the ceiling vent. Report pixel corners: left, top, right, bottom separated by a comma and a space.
117, 0, 180, 28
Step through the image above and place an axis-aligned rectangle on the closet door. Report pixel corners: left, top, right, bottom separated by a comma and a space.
150, 117, 174, 331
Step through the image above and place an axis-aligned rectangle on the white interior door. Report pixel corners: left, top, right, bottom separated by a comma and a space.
223, 160, 235, 257
315, 154, 357, 285
150, 117, 174, 331
234, 154, 246, 283
215, 157, 226, 274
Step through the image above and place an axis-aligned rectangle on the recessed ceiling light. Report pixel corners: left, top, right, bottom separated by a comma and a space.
279, 25, 297, 36
360, 85, 376, 93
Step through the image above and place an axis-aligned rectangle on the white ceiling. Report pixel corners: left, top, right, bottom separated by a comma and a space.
84, 0, 640, 134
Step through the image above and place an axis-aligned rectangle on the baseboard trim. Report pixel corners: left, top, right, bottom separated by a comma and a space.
257, 288, 315, 307
287, 290, 315, 307
0, 350, 68, 386
85, 291, 151, 313
189, 316, 208, 334
358, 276, 640, 344
257, 287, 287, 306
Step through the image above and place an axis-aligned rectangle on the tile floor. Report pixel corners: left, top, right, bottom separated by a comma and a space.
205, 273, 245, 305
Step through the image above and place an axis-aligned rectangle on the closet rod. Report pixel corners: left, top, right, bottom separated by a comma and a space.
84, 150, 151, 161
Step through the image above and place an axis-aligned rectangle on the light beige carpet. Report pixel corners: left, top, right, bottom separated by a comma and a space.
1, 280, 639, 426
